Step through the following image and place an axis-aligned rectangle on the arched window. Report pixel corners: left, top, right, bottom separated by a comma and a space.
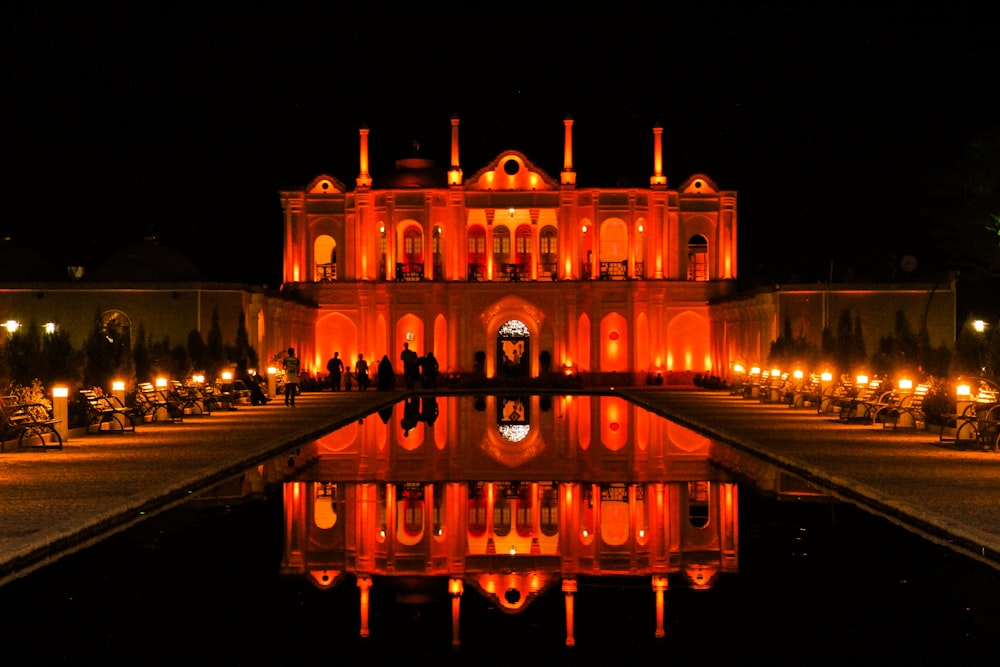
687, 234, 709, 281
514, 224, 532, 267
432, 226, 443, 280
314, 235, 336, 281
398, 226, 424, 281
492, 226, 511, 264
540, 225, 558, 280
467, 225, 486, 280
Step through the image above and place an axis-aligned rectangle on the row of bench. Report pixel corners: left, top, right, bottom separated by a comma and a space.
733, 372, 1000, 450
80, 380, 254, 434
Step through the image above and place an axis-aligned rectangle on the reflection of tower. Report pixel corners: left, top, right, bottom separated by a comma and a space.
278, 398, 742, 648
281, 477, 739, 646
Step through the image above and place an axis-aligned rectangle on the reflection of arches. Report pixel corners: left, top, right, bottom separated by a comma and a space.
687, 234, 709, 281
315, 234, 336, 281
688, 481, 710, 528
314, 483, 337, 529
468, 485, 487, 537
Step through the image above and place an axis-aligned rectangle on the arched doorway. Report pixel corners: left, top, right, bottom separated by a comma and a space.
497, 319, 530, 377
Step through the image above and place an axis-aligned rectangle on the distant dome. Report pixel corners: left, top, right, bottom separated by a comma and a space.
0, 237, 63, 282
374, 157, 448, 189
85, 236, 204, 282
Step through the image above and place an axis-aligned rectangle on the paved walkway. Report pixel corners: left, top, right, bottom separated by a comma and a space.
619, 389, 1000, 571
2, 388, 998, 588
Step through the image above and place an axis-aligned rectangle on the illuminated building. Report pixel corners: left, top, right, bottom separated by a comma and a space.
278, 116, 956, 383
279, 116, 737, 382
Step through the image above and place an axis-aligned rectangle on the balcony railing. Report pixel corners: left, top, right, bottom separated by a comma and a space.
395, 262, 424, 282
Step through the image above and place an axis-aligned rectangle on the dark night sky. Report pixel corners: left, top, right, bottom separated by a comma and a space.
5, 2, 997, 304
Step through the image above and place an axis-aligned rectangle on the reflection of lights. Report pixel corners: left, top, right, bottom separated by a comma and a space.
498, 424, 530, 442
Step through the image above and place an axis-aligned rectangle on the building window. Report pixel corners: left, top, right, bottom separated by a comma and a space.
687, 234, 709, 281
492, 226, 511, 261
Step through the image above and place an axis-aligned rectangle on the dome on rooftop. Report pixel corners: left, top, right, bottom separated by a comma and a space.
374, 157, 448, 189
84, 236, 204, 282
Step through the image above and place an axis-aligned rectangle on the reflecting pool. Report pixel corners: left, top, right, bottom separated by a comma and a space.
0, 394, 998, 664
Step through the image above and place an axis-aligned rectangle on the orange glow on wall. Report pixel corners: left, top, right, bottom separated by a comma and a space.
666, 311, 710, 372
601, 396, 628, 451
577, 395, 591, 450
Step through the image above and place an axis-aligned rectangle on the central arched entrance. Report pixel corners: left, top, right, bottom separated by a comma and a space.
497, 319, 530, 377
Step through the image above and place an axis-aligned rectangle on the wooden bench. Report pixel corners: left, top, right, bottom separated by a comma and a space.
80, 389, 136, 433
0, 395, 62, 451
882, 383, 931, 430
837, 380, 884, 423
135, 383, 184, 422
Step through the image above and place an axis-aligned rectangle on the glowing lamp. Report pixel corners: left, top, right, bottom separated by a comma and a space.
222, 371, 233, 381
155, 377, 167, 388
44, 322, 56, 334
793, 370, 804, 380
856, 375, 869, 385
191, 374, 204, 384
509, 546, 516, 555
771, 368, 781, 377
898, 379, 913, 391
52, 386, 69, 398
733, 364, 745, 374
267, 366, 277, 375
750, 366, 761, 376
112, 381, 125, 391
821, 372, 833, 382
4, 320, 19, 333
973, 320, 986, 333
448, 578, 464, 596
956, 384, 971, 398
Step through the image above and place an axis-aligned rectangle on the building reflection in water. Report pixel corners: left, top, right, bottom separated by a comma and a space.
279, 394, 739, 647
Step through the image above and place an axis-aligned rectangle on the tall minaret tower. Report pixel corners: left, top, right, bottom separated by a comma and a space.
650, 123, 667, 187
561, 115, 576, 186
357, 125, 372, 188
448, 115, 463, 186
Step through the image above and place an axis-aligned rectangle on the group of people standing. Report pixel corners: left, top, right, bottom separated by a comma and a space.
326, 351, 371, 392
325, 343, 439, 392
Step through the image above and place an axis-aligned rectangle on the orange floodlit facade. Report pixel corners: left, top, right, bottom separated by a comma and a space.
278, 394, 740, 646
280, 116, 738, 382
